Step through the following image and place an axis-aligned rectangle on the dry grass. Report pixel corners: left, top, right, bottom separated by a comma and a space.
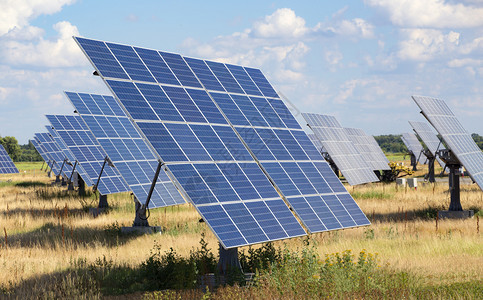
0, 162, 482, 294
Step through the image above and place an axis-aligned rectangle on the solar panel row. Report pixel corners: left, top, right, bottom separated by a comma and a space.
302, 113, 380, 186
412, 96, 483, 191
34, 132, 70, 177
46, 114, 130, 195
75, 36, 370, 248
409, 121, 445, 168
65, 91, 185, 208
401, 132, 425, 165
345, 128, 390, 171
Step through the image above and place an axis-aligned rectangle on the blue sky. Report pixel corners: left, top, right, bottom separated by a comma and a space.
0, 0, 482, 143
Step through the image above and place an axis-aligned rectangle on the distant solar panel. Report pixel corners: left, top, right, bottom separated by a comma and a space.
345, 128, 390, 171
0, 144, 18, 174
65, 91, 185, 208
302, 113, 380, 185
46, 115, 130, 195
401, 132, 425, 165
34, 132, 68, 176
412, 96, 483, 190
31, 139, 51, 167
75, 36, 370, 248
409, 121, 445, 167
308, 133, 324, 152
45, 125, 90, 183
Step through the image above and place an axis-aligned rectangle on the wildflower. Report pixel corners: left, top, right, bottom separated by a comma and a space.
312, 274, 320, 280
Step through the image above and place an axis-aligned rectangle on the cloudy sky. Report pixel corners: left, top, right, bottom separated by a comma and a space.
0, 0, 482, 143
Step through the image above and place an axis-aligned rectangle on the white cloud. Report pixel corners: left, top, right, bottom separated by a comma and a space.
448, 58, 483, 67
365, 0, 483, 28
397, 29, 460, 61
0, 0, 76, 35
316, 18, 375, 38
250, 8, 308, 39
0, 21, 85, 67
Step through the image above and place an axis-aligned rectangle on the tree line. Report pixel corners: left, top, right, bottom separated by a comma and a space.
1, 133, 482, 162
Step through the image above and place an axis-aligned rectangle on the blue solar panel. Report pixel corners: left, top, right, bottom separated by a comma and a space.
46, 125, 91, 185
46, 114, 129, 195
0, 144, 18, 174
75, 37, 370, 247
65, 91, 185, 208
34, 132, 68, 177
31, 139, 51, 168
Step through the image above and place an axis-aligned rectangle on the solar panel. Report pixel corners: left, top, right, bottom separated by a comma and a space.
412, 95, 483, 190
31, 139, 51, 168
46, 115, 130, 195
345, 128, 390, 171
409, 121, 445, 167
401, 132, 425, 164
0, 144, 18, 174
308, 133, 324, 152
75, 36, 370, 248
65, 91, 185, 208
45, 125, 90, 183
34, 132, 66, 176
302, 113, 380, 185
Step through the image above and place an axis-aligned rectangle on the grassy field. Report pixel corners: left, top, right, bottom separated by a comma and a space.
0, 161, 481, 298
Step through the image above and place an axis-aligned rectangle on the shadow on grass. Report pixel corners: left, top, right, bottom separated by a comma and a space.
366, 205, 481, 222
2, 207, 87, 219
1, 222, 139, 249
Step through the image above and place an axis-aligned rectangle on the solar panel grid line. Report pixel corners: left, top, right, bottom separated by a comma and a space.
409, 121, 445, 167
44, 125, 78, 178
31, 139, 51, 167
75, 36, 370, 247
401, 132, 426, 165
65, 91, 186, 208
0, 144, 19, 174
46, 114, 129, 195
412, 95, 483, 191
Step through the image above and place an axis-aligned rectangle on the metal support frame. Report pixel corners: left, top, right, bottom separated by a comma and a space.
217, 243, 242, 276
40, 161, 45, 171
93, 156, 113, 193
409, 151, 418, 171
438, 149, 462, 211
131, 160, 163, 227
423, 149, 435, 183
47, 160, 55, 177
67, 161, 78, 191
322, 152, 339, 177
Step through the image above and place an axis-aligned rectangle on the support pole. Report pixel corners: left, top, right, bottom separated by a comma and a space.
78, 175, 86, 197
448, 164, 462, 211
68, 161, 77, 191
93, 156, 111, 193
217, 243, 242, 276
145, 160, 163, 209
47, 160, 55, 177
410, 152, 417, 171
424, 149, 435, 183
133, 199, 149, 227
98, 194, 108, 209
40, 161, 45, 171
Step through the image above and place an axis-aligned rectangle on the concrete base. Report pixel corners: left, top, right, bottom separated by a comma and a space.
120, 226, 162, 235
438, 210, 474, 219
89, 207, 108, 217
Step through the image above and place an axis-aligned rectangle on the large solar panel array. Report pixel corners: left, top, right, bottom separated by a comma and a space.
344, 128, 390, 171
45, 125, 90, 183
409, 121, 445, 167
34, 132, 68, 176
46, 114, 130, 195
401, 132, 425, 165
0, 144, 18, 174
65, 91, 185, 208
412, 96, 483, 190
75, 36, 369, 248
302, 113, 380, 185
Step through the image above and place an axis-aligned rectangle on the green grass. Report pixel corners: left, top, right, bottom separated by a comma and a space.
385, 153, 406, 161
14, 161, 43, 171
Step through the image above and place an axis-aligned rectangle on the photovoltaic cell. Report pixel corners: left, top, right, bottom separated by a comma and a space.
75, 36, 370, 248
401, 132, 425, 165
0, 144, 18, 174
302, 113, 380, 185
65, 91, 185, 208
308, 133, 324, 152
409, 121, 445, 167
412, 95, 483, 190
344, 128, 390, 171
31, 139, 51, 168
46, 114, 130, 195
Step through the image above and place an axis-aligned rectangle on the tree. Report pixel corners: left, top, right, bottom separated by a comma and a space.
0, 136, 21, 161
